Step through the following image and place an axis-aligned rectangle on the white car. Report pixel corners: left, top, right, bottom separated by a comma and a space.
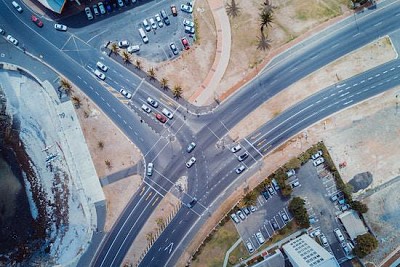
127, 45, 140, 53
185, 157, 196, 168
184, 25, 195, 34
230, 214, 240, 224
118, 40, 130, 48
169, 42, 179, 55
313, 157, 325, 167
231, 144, 241, 153
143, 19, 151, 32
183, 19, 194, 27
92, 4, 99, 16
256, 232, 265, 244
96, 61, 108, 72
117, 0, 124, 7
147, 162, 154, 176
162, 108, 173, 119
155, 14, 163, 27
180, 3, 193, 13
54, 23, 67, 31
6, 35, 18, 46
291, 181, 300, 188
320, 234, 329, 247
149, 18, 157, 29
246, 241, 254, 254
94, 69, 106, 80
311, 150, 323, 160
141, 104, 151, 113
98, 2, 106, 14
187, 142, 196, 153
119, 89, 132, 99
286, 169, 295, 178
236, 210, 246, 220
235, 165, 245, 174
146, 97, 159, 108
85, 7, 93, 20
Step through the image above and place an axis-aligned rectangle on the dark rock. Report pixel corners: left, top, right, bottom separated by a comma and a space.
349, 172, 373, 192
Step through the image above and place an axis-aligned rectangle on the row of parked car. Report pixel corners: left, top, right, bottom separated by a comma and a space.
230, 206, 256, 224
85, 0, 138, 20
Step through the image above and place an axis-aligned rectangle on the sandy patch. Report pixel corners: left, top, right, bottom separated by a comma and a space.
102, 175, 142, 232
229, 36, 396, 140
123, 192, 181, 266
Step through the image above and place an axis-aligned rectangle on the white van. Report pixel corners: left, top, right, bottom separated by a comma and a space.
334, 228, 345, 242
12, 1, 23, 12
138, 28, 149, 44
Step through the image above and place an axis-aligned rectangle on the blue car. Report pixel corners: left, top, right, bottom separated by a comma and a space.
262, 191, 269, 200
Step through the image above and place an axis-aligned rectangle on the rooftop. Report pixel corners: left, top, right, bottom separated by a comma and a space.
338, 210, 368, 240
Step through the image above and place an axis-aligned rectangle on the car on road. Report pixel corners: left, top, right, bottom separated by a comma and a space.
6, 35, 18, 46
160, 9, 170, 25
231, 213, 240, 224
170, 5, 177, 16
183, 19, 194, 27
184, 26, 195, 34
31, 15, 43, 27
141, 104, 151, 113
155, 113, 167, 123
143, 19, 151, 32
230, 144, 241, 153
92, 4, 99, 16
169, 42, 179, 55
342, 242, 351, 254
281, 213, 289, 222
146, 97, 159, 108
12, 1, 23, 12
94, 69, 106, 80
291, 181, 300, 188
334, 228, 345, 242
85, 7, 93, 20
311, 150, 323, 160
180, 3, 193, 13
320, 234, 329, 247
261, 191, 269, 200
54, 23, 67, 31
96, 61, 108, 72
162, 108, 173, 119
286, 169, 295, 178
313, 157, 325, 167
187, 142, 196, 153
127, 45, 140, 53
181, 37, 190, 50
119, 89, 132, 99
155, 14, 163, 27
98, 2, 106, 14
187, 198, 197, 208
235, 165, 246, 174
246, 241, 254, 254
186, 157, 196, 168
271, 221, 279, 230
237, 152, 249, 162
0, 28, 5, 35
146, 162, 154, 176
149, 17, 157, 30
256, 232, 265, 244
236, 210, 246, 220
118, 40, 130, 48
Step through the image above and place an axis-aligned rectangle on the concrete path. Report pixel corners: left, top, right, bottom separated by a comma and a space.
100, 162, 142, 186
189, 0, 231, 105
223, 238, 242, 267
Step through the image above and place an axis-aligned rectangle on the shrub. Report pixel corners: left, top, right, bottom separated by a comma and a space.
354, 233, 378, 258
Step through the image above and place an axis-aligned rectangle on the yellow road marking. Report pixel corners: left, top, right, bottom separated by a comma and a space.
257, 139, 266, 147
152, 197, 160, 206
140, 186, 146, 196
145, 191, 153, 200
160, 97, 176, 108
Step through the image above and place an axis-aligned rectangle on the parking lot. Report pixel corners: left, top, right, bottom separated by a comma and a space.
231, 154, 354, 264
70, 0, 196, 62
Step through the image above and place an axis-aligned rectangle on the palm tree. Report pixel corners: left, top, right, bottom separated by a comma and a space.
60, 78, 73, 96
259, 7, 273, 33
98, 141, 104, 150
257, 32, 272, 51
122, 51, 131, 64
71, 95, 81, 108
241, 191, 258, 206
105, 160, 112, 169
225, 0, 240, 17
147, 67, 156, 80
146, 232, 154, 242
160, 77, 169, 90
135, 59, 142, 70
173, 85, 183, 100
110, 43, 119, 55
156, 217, 164, 229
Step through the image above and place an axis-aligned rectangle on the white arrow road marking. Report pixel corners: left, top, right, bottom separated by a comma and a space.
164, 243, 174, 254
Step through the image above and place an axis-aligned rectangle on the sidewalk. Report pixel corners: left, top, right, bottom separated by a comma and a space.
189, 0, 231, 106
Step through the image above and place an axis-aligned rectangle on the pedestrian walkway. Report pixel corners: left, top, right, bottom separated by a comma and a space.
223, 238, 242, 267
189, 0, 231, 105
100, 163, 141, 186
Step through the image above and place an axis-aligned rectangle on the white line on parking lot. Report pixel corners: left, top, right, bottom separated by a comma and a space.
263, 225, 271, 237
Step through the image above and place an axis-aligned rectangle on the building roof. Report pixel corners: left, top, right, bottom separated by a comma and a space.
283, 234, 339, 267
338, 210, 368, 240
251, 249, 285, 267
37, 0, 66, 14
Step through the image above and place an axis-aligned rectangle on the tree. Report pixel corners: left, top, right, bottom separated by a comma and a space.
135, 59, 142, 70
225, 0, 240, 17
173, 85, 183, 99
111, 43, 119, 55
147, 67, 156, 80
160, 77, 169, 90
257, 32, 272, 51
146, 232, 154, 242
60, 78, 73, 96
353, 233, 378, 258
350, 200, 368, 213
259, 7, 273, 33
105, 160, 112, 169
288, 197, 310, 228
156, 217, 165, 229
122, 51, 131, 64
240, 191, 257, 207
71, 95, 81, 108
98, 141, 104, 150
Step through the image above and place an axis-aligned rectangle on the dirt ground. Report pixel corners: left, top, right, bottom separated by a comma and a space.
123, 192, 181, 266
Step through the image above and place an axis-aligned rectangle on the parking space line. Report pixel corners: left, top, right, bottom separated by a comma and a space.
263, 224, 271, 237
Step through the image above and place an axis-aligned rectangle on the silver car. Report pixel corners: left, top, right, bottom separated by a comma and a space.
85, 7, 93, 20
185, 157, 196, 168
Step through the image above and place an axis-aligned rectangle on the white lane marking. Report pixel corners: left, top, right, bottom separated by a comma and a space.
340, 92, 349, 97
353, 83, 358, 87
353, 33, 360, 37
374, 21, 382, 27
360, 80, 365, 84
337, 83, 347, 88
323, 97, 328, 100
106, 102, 110, 107
332, 43, 339, 48
338, 90, 343, 93
368, 77, 373, 80
383, 70, 388, 74
117, 114, 121, 118
390, 67, 395, 71
375, 73, 381, 77
101, 97, 104, 101
123, 120, 127, 124
345, 86, 351, 90
112, 108, 116, 113
343, 100, 354, 105
316, 100, 321, 104
95, 91, 99, 96
77, 75, 82, 79
330, 93, 336, 97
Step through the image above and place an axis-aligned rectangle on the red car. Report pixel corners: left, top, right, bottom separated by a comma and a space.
155, 113, 167, 123
181, 37, 190, 50
31, 15, 43, 27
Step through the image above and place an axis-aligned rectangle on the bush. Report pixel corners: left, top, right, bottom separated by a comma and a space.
350, 200, 368, 213
288, 197, 310, 228
354, 233, 378, 258
284, 157, 301, 169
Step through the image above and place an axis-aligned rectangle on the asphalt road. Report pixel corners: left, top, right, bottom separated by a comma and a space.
1, 0, 400, 266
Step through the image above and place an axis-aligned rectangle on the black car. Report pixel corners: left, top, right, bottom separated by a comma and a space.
187, 198, 197, 208
238, 152, 249, 162
261, 191, 269, 200
271, 221, 279, 230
